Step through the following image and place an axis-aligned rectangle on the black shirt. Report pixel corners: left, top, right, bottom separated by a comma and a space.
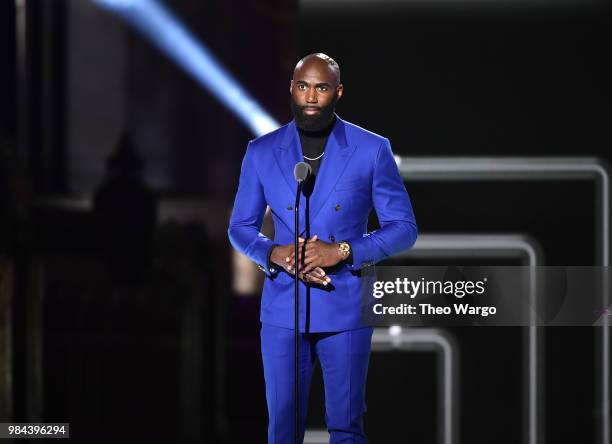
297, 115, 336, 178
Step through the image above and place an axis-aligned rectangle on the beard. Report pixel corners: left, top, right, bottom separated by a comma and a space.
290, 95, 337, 132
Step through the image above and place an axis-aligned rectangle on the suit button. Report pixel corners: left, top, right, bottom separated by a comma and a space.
335, 204, 341, 211
287, 205, 293, 211
329, 235, 335, 242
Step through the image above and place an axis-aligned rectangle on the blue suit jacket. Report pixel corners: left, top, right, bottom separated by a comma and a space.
228, 115, 418, 332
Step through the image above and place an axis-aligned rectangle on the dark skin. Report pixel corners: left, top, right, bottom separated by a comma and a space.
270, 239, 330, 285
269, 55, 346, 284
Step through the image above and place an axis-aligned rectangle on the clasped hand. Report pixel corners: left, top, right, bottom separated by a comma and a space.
270, 235, 344, 286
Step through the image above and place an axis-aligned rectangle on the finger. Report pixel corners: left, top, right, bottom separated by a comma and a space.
302, 256, 324, 272
303, 249, 321, 262
304, 271, 331, 286
287, 261, 302, 272
305, 275, 328, 285
299, 272, 315, 283
286, 248, 297, 263
311, 234, 318, 242
287, 241, 305, 259
314, 268, 331, 284
302, 260, 321, 275
287, 248, 302, 263
302, 271, 325, 285
287, 256, 304, 272
305, 240, 321, 250
304, 244, 318, 256
306, 254, 319, 264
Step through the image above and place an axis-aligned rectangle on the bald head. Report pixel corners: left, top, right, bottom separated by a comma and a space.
290, 52, 343, 131
293, 53, 341, 86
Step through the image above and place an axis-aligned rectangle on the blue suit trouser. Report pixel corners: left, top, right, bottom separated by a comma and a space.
260, 323, 374, 444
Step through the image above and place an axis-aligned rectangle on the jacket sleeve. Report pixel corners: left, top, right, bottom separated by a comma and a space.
346, 138, 418, 271
227, 142, 278, 277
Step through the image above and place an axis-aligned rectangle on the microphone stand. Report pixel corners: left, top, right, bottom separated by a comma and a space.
294, 180, 304, 444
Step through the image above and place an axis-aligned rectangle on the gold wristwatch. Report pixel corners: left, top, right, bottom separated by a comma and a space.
338, 241, 351, 260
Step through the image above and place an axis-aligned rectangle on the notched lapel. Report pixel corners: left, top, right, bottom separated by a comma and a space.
309, 116, 355, 222
274, 121, 302, 195
273, 121, 307, 230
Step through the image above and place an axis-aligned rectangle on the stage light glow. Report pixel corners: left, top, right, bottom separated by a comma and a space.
389, 325, 402, 336
92, 0, 279, 137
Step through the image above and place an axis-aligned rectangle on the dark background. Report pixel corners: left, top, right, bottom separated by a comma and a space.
0, 0, 610, 443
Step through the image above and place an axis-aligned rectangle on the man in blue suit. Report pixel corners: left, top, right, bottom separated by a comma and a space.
228, 53, 417, 443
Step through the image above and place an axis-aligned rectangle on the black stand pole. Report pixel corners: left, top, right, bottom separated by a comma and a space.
294, 182, 303, 444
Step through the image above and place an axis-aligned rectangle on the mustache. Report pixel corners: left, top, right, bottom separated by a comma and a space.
290, 95, 337, 132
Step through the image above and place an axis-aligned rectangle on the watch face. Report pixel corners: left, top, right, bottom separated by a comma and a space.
339, 242, 350, 258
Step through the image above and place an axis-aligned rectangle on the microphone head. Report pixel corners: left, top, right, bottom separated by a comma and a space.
294, 162, 312, 183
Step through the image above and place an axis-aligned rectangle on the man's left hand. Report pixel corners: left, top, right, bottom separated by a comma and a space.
287, 235, 344, 275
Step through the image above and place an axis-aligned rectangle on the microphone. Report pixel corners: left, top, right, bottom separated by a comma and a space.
292, 161, 311, 444
294, 162, 312, 184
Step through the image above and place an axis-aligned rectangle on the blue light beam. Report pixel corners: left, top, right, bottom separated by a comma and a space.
92, 0, 279, 136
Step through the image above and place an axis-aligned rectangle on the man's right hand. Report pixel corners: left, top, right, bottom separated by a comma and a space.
270, 242, 332, 286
